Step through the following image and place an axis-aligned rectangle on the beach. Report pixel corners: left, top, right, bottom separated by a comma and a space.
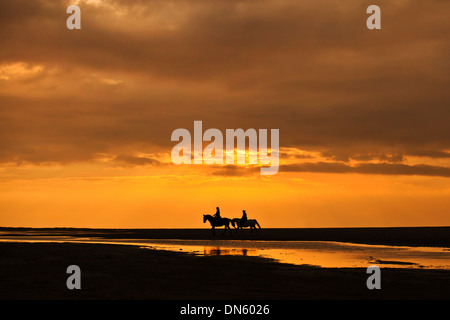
2, 226, 450, 247
1, 227, 449, 300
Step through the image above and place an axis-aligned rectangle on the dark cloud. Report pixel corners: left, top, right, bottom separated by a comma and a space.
351, 153, 404, 163
280, 162, 450, 177
320, 152, 404, 163
0, 0, 449, 173
200, 161, 450, 178
210, 164, 260, 177
408, 150, 450, 159
113, 154, 164, 167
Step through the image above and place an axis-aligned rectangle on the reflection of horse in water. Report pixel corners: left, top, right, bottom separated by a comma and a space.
203, 214, 232, 236
231, 218, 261, 234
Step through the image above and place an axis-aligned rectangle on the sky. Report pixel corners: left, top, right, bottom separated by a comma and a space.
1, 0, 449, 228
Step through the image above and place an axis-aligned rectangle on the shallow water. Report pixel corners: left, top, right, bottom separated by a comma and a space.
1, 234, 449, 269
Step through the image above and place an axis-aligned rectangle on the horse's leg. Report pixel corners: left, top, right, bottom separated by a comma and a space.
211, 226, 215, 236
224, 223, 231, 236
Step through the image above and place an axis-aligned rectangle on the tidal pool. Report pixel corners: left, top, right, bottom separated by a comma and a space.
1, 235, 449, 269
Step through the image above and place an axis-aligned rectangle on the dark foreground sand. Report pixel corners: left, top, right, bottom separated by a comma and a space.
0, 242, 449, 300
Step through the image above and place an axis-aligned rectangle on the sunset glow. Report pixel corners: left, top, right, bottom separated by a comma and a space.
1, 0, 449, 228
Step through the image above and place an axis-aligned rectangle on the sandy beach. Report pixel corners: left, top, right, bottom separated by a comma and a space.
1, 227, 449, 300
2, 226, 449, 247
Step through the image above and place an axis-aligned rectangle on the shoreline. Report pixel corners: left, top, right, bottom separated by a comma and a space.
1, 226, 450, 247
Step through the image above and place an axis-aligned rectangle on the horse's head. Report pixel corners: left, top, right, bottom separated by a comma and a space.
203, 214, 208, 223
230, 220, 235, 227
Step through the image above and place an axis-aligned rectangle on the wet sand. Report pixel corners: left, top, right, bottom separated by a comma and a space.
1, 226, 450, 247
1, 241, 449, 300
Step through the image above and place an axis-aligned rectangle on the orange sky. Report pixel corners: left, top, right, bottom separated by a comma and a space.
1, 0, 449, 228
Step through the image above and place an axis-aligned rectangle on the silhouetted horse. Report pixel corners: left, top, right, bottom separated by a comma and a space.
203, 214, 232, 236
231, 218, 261, 234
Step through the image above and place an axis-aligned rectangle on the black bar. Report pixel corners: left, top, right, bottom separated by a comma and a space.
0, 300, 446, 319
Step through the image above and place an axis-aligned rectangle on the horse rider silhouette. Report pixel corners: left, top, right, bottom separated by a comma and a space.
213, 207, 221, 220
240, 210, 248, 227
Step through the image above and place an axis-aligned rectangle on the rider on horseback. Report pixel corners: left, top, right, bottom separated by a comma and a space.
213, 207, 221, 221
240, 210, 248, 228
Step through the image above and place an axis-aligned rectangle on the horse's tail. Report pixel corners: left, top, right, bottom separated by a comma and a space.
255, 220, 261, 229
231, 220, 235, 227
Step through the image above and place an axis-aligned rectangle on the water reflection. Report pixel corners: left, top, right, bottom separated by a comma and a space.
203, 247, 252, 256
138, 239, 450, 269
0, 235, 449, 269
